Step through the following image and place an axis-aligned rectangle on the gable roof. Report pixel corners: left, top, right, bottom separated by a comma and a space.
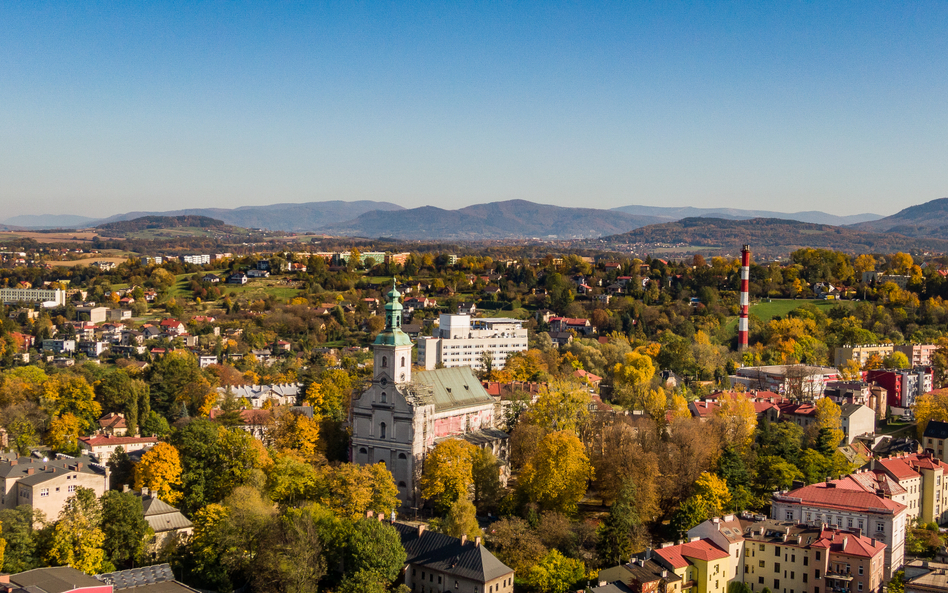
394, 523, 512, 582
775, 482, 906, 515
875, 457, 921, 481
924, 420, 948, 440
8, 567, 105, 593
654, 539, 729, 569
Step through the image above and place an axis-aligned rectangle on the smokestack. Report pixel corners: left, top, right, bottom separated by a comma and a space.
739, 244, 750, 351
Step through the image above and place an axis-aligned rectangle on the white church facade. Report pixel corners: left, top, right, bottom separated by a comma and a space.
350, 282, 508, 508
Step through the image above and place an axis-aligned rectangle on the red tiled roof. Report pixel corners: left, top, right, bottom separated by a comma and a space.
655, 539, 729, 569
777, 482, 906, 515
810, 529, 886, 558
875, 457, 921, 481
79, 435, 158, 447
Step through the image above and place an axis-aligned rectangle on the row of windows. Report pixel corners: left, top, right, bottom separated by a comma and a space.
37, 484, 77, 498
410, 568, 511, 592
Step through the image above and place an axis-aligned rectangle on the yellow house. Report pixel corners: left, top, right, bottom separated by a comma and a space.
654, 538, 732, 593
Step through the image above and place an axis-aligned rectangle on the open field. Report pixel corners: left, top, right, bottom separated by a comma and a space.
750, 298, 853, 321
48, 256, 132, 267
0, 230, 102, 243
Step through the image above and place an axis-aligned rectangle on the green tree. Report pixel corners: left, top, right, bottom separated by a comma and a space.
94, 370, 150, 436
755, 456, 804, 493
442, 498, 482, 540
0, 506, 43, 572
147, 351, 202, 417
340, 518, 407, 585
141, 411, 171, 439
471, 446, 503, 513
252, 508, 327, 593
100, 490, 151, 568
597, 480, 640, 566
522, 549, 585, 593
883, 351, 910, 369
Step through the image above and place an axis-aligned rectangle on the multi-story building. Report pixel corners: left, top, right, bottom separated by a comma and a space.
0, 288, 67, 307
351, 286, 508, 508
903, 559, 948, 593
78, 341, 108, 358
180, 254, 210, 265
416, 314, 528, 372
689, 514, 887, 593
894, 344, 939, 367
75, 305, 107, 323
866, 368, 933, 408
41, 339, 76, 354
142, 256, 163, 265
834, 345, 895, 367
78, 435, 158, 458
733, 365, 839, 399
923, 421, 948, 463
770, 480, 906, 578
0, 454, 108, 518
597, 556, 684, 593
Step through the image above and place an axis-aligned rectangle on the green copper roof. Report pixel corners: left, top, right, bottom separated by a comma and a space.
375, 277, 411, 346
374, 329, 413, 346
412, 366, 495, 412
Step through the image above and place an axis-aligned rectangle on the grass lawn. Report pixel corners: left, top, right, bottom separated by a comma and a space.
750, 298, 853, 321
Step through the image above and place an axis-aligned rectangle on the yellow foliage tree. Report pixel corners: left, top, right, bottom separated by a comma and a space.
643, 387, 667, 424
838, 359, 862, 381
815, 398, 845, 447
269, 409, 322, 464
668, 394, 691, 422
505, 349, 549, 382
46, 413, 83, 455
692, 472, 732, 517
613, 351, 655, 388
420, 439, 477, 512
526, 381, 591, 432
39, 375, 102, 430
134, 442, 183, 504
714, 392, 757, 454
915, 390, 948, 439
316, 462, 399, 519
519, 431, 593, 515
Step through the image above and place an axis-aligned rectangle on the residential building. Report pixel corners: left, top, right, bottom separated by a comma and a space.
198, 354, 218, 368
0, 287, 67, 307
923, 421, 948, 463
840, 403, 875, 444
133, 488, 193, 551
770, 480, 906, 578
0, 454, 107, 518
77, 435, 158, 458
142, 256, 163, 265
227, 273, 248, 284
246, 269, 269, 278
416, 314, 528, 372
96, 564, 198, 593
41, 339, 76, 354
78, 341, 108, 358
98, 412, 128, 436
549, 317, 593, 335
597, 556, 683, 593
352, 285, 508, 507
866, 368, 933, 408
180, 254, 210, 265
834, 345, 894, 367
824, 381, 871, 406
107, 309, 132, 321
394, 522, 514, 593
895, 344, 939, 367
652, 538, 731, 593
689, 514, 886, 593
216, 383, 302, 408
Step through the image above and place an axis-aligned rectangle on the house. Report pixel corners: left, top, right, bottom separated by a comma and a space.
394, 522, 514, 593
273, 340, 291, 352
903, 559, 948, 593
158, 318, 186, 335
549, 317, 593, 335
41, 339, 76, 354
573, 369, 602, 386
202, 273, 220, 283
107, 309, 133, 321
77, 434, 158, 458
78, 340, 108, 358
227, 273, 248, 284
597, 557, 682, 593
98, 412, 128, 436
75, 305, 108, 323
840, 403, 876, 444
198, 354, 218, 368
535, 309, 556, 323
0, 454, 108, 519
457, 302, 477, 315
549, 331, 573, 346
650, 538, 730, 593
922, 420, 948, 463
133, 488, 193, 551
246, 269, 269, 278
217, 383, 303, 408
1, 567, 113, 593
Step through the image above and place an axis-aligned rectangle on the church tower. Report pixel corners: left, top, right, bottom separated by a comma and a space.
373, 280, 413, 385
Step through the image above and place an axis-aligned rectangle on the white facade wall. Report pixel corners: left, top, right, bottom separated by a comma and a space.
417, 315, 528, 371
0, 288, 66, 307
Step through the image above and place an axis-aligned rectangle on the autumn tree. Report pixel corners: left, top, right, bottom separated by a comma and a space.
714, 392, 757, 454
518, 431, 592, 515
487, 517, 547, 574
46, 413, 83, 456
915, 390, 948, 439
252, 507, 326, 593
315, 463, 399, 520
45, 487, 111, 574
522, 549, 585, 593
524, 381, 591, 432
442, 498, 482, 540
269, 408, 322, 464
814, 398, 845, 448
883, 351, 910, 369
39, 375, 101, 431
420, 439, 476, 514
134, 442, 183, 504
471, 446, 503, 513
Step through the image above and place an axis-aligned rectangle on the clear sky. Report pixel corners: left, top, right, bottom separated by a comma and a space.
2, 2, 947, 219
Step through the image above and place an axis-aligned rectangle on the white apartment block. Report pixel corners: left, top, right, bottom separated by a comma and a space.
0, 288, 67, 307
834, 344, 894, 367
181, 254, 211, 265
416, 315, 528, 371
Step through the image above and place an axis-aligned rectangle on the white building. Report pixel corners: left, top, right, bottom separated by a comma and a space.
416, 315, 528, 371
181, 254, 210, 265
75, 306, 108, 323
0, 288, 67, 307
216, 383, 302, 408
732, 365, 839, 399
41, 339, 76, 354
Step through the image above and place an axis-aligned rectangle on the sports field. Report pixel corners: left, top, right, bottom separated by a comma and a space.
750, 298, 853, 321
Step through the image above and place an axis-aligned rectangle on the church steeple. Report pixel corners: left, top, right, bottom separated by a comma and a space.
374, 279, 413, 384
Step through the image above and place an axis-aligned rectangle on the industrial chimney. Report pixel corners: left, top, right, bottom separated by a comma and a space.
739, 245, 751, 351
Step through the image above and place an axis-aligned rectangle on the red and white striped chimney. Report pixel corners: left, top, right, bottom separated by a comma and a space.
738, 245, 750, 351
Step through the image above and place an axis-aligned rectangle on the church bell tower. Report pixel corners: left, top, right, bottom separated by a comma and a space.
373, 280, 413, 385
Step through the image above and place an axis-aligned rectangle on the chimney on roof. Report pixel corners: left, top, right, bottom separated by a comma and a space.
461, 535, 467, 545
26, 468, 33, 475
142, 487, 149, 496
9, 459, 16, 466
123, 484, 130, 493
418, 524, 426, 536
475, 536, 481, 546
76, 462, 82, 471
366, 510, 374, 519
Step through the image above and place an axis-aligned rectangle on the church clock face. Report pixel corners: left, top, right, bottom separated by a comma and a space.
380, 377, 388, 387
400, 373, 406, 382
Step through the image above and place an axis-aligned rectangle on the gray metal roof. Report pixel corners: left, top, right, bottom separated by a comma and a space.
139, 495, 192, 533
410, 367, 495, 413
925, 420, 948, 440
96, 564, 198, 593
10, 567, 104, 593
1, 454, 103, 485
394, 522, 513, 582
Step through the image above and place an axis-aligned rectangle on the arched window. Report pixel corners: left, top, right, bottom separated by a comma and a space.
381, 356, 388, 368
398, 481, 407, 488
400, 356, 406, 367
359, 447, 367, 455
398, 453, 407, 460
381, 392, 387, 403
379, 422, 386, 439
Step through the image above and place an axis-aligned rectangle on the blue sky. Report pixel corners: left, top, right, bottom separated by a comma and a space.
2, 2, 947, 218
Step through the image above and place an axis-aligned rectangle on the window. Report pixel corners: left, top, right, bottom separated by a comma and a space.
759, 578, 765, 585
382, 356, 388, 368
381, 392, 387, 403
816, 552, 821, 561
775, 547, 781, 556
360, 447, 368, 455
791, 555, 795, 562
380, 422, 387, 439
40, 488, 49, 497
760, 544, 766, 551
773, 580, 779, 590
759, 561, 765, 568
803, 574, 808, 583
775, 564, 780, 573
858, 584, 863, 592
399, 452, 407, 460
815, 570, 821, 579
401, 356, 406, 367
804, 556, 809, 566
67, 485, 76, 493
786, 510, 793, 520
858, 566, 864, 575
790, 572, 794, 579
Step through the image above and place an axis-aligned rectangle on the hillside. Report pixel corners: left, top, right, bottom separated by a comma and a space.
1, 214, 101, 228
611, 205, 881, 226
597, 217, 948, 256
95, 200, 404, 231
321, 200, 667, 239
97, 215, 227, 232
849, 197, 948, 237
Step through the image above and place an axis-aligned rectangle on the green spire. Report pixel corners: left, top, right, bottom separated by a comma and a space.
375, 277, 412, 346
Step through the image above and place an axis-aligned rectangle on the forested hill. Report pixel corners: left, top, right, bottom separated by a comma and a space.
96, 216, 227, 232
597, 217, 948, 255
849, 197, 948, 238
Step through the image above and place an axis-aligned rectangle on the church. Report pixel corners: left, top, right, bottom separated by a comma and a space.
350, 282, 509, 509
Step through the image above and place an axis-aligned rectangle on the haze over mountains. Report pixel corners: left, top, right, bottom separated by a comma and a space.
3, 198, 946, 245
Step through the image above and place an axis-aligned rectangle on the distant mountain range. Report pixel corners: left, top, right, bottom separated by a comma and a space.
610, 205, 882, 226
849, 197, 948, 238
96, 215, 228, 233
2, 214, 101, 228
597, 216, 948, 255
